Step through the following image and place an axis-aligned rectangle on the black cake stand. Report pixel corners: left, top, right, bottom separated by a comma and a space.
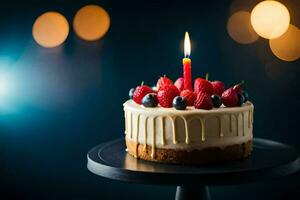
87, 138, 300, 200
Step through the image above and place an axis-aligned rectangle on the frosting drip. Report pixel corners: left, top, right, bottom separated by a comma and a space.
124, 100, 254, 159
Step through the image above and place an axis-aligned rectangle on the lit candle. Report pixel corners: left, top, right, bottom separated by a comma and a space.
183, 32, 192, 91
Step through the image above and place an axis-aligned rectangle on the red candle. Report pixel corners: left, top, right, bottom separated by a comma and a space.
183, 32, 192, 91
183, 58, 192, 91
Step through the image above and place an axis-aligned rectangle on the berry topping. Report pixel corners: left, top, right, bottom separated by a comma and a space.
142, 93, 158, 107
221, 88, 238, 107
194, 78, 214, 96
211, 81, 225, 96
133, 84, 153, 104
173, 96, 187, 110
194, 92, 213, 110
237, 93, 245, 106
129, 88, 135, 99
233, 80, 244, 94
180, 89, 196, 106
174, 77, 184, 91
157, 85, 180, 108
156, 75, 173, 91
242, 90, 249, 102
211, 94, 222, 108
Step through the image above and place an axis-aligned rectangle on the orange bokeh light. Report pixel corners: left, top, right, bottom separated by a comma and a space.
73, 5, 110, 41
251, 1, 290, 39
269, 24, 300, 61
32, 12, 69, 48
227, 11, 259, 44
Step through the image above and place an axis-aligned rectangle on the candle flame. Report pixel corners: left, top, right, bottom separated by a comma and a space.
184, 32, 191, 58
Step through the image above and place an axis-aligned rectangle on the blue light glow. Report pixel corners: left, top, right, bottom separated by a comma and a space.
0, 57, 18, 113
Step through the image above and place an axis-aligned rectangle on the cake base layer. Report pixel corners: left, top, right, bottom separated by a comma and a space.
126, 139, 253, 164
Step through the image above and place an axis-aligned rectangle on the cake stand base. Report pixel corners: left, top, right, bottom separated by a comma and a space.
175, 186, 210, 200
87, 138, 300, 200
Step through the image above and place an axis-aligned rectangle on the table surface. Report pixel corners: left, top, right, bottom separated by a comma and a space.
87, 138, 300, 186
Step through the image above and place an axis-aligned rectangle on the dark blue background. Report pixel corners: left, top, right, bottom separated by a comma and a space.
0, 0, 299, 199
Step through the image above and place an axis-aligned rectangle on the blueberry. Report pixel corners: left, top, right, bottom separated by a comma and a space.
142, 93, 158, 107
237, 93, 245, 106
242, 90, 249, 102
173, 96, 187, 110
211, 94, 222, 108
129, 88, 135, 99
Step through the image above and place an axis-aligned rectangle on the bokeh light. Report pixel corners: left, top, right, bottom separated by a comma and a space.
32, 12, 69, 48
251, 1, 290, 39
0, 61, 17, 112
227, 11, 259, 44
73, 5, 110, 41
0, 74, 11, 99
269, 24, 300, 61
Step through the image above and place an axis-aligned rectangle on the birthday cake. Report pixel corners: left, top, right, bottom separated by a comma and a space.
123, 33, 253, 164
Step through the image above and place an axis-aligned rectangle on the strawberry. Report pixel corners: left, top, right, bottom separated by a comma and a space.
174, 77, 184, 91
233, 80, 244, 94
194, 92, 213, 110
221, 88, 238, 107
133, 84, 153, 104
211, 81, 225, 96
194, 78, 214, 95
156, 75, 173, 91
180, 89, 196, 106
157, 85, 180, 108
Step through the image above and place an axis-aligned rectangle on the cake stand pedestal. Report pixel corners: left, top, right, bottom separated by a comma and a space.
87, 138, 300, 200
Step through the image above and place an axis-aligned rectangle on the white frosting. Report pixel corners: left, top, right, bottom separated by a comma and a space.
124, 100, 254, 157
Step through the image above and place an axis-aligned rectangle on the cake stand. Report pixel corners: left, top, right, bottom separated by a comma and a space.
87, 138, 300, 200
